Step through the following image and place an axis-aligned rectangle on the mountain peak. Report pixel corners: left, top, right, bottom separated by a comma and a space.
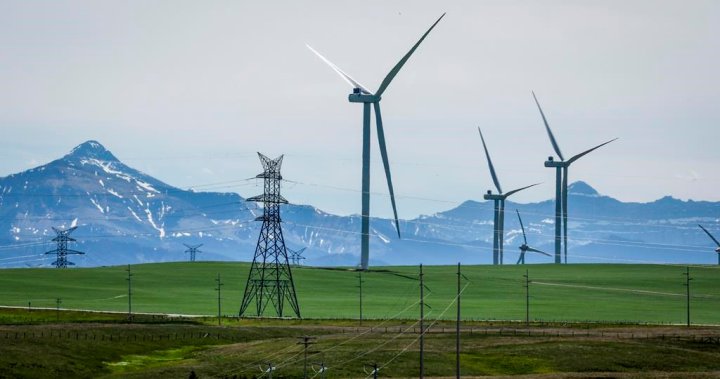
65, 140, 118, 162
568, 181, 599, 196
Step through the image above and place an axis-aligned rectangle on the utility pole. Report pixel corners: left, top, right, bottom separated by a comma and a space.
683, 267, 692, 327
456, 262, 461, 379
358, 270, 363, 326
126, 264, 133, 320
56, 298, 61, 322
298, 336, 316, 379
420, 263, 425, 379
215, 273, 223, 326
524, 269, 530, 326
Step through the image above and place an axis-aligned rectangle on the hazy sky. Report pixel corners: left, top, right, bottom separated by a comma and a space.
1, 1, 719, 219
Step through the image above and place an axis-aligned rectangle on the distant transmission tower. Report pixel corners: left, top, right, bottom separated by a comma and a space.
288, 247, 307, 267
239, 153, 301, 318
183, 243, 203, 262
45, 226, 84, 268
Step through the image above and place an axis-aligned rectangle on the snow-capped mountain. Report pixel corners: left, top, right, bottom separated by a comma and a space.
0, 141, 718, 267
411, 181, 720, 265
0, 141, 256, 266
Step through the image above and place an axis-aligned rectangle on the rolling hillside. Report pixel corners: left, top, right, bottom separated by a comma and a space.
1, 262, 718, 324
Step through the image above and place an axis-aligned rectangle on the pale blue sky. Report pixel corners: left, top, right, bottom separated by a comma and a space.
1, 0, 718, 218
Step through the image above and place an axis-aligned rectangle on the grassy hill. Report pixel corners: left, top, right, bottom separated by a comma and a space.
1, 262, 718, 324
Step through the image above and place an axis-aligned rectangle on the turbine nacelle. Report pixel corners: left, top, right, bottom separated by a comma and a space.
483, 192, 505, 201
544, 158, 567, 168
348, 93, 381, 103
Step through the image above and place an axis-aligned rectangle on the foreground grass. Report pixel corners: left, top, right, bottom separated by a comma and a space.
1, 306, 720, 378
0, 262, 719, 324
0, 322, 315, 378
3, 320, 720, 378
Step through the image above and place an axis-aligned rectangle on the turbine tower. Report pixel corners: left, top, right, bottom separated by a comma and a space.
307, 13, 445, 270
45, 226, 84, 268
698, 224, 720, 265
184, 243, 203, 262
532, 91, 617, 264
515, 210, 551, 264
478, 128, 539, 265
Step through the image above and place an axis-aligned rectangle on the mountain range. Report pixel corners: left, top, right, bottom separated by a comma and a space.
1, 140, 718, 268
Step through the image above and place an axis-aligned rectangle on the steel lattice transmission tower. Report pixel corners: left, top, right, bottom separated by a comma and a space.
288, 247, 307, 266
183, 243, 203, 262
239, 153, 301, 318
45, 226, 85, 268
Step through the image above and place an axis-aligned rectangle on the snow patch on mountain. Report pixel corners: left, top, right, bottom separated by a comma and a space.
90, 198, 104, 214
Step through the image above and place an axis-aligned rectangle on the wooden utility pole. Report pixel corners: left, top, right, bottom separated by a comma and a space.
456, 262, 461, 379
358, 270, 363, 326
524, 269, 530, 326
420, 263, 425, 379
126, 264, 133, 320
298, 336, 316, 379
215, 273, 223, 326
684, 267, 692, 327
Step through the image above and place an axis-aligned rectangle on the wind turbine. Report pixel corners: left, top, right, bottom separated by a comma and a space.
308, 14, 445, 270
532, 91, 617, 264
478, 127, 539, 265
515, 210, 551, 264
698, 224, 720, 265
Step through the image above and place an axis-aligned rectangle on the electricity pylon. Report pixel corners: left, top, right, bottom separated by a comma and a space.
45, 226, 84, 268
239, 153, 300, 318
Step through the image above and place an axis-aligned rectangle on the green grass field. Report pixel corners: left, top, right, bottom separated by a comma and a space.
1, 262, 719, 324
2, 319, 720, 378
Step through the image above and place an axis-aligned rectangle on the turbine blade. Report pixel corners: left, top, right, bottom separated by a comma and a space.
516, 209, 528, 245
374, 102, 401, 238
699, 224, 720, 247
516, 252, 523, 265
527, 247, 551, 257
374, 13, 446, 97
504, 182, 541, 198
567, 138, 618, 165
306, 44, 373, 95
477, 127, 502, 194
532, 91, 564, 161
